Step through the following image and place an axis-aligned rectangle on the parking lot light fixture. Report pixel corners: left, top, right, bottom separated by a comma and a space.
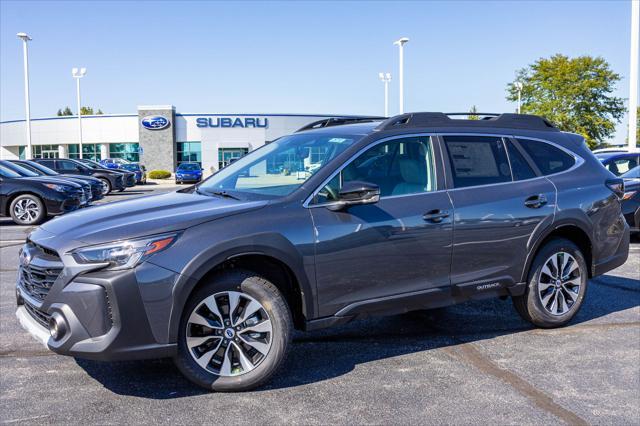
72, 67, 87, 158
514, 81, 524, 114
17, 33, 32, 159
394, 37, 409, 114
378, 72, 392, 117
629, 0, 639, 150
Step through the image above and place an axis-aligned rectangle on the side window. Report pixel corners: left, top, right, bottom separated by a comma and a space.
57, 160, 79, 171
443, 136, 511, 188
506, 141, 537, 181
38, 159, 55, 169
517, 138, 575, 175
314, 137, 435, 204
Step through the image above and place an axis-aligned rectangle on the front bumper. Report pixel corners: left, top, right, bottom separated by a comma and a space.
44, 193, 83, 215
176, 174, 201, 182
15, 243, 178, 361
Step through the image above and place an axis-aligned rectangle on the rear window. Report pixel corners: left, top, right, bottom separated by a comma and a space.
517, 138, 575, 175
443, 136, 512, 188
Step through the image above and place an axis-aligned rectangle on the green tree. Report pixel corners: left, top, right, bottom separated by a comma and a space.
57, 106, 73, 116
468, 105, 479, 120
96, 109, 104, 115
80, 106, 94, 115
506, 54, 624, 149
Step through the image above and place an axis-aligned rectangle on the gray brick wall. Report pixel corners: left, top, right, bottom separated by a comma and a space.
138, 107, 176, 172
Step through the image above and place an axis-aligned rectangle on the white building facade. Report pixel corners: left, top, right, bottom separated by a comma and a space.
0, 105, 372, 173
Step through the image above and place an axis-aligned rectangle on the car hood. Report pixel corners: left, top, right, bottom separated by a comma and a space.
21, 176, 82, 188
36, 191, 268, 247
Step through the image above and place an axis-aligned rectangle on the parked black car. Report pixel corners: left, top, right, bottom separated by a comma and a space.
620, 166, 640, 232
76, 158, 136, 188
2, 161, 93, 206
15, 113, 629, 392
8, 160, 105, 202
31, 158, 125, 195
0, 164, 85, 225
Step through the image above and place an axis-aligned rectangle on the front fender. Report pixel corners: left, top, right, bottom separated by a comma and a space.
164, 232, 316, 343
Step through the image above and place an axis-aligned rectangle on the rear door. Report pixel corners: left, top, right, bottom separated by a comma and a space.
440, 134, 556, 294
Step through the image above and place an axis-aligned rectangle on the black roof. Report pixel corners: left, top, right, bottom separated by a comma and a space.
375, 112, 558, 132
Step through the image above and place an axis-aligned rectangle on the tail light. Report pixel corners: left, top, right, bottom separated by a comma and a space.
622, 190, 637, 200
605, 178, 625, 199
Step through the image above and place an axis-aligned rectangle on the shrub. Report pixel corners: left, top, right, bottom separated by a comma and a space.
148, 170, 172, 179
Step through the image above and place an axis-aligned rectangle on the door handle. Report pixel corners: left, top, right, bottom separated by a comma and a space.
423, 209, 450, 223
524, 194, 548, 209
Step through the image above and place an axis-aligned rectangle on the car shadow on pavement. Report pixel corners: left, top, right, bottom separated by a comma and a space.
75, 275, 639, 399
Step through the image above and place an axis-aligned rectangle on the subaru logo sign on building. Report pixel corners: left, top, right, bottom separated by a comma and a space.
141, 115, 170, 130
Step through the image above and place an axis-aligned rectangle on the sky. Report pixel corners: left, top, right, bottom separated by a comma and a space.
0, 0, 636, 144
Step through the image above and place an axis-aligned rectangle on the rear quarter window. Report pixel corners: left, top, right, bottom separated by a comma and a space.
517, 138, 575, 175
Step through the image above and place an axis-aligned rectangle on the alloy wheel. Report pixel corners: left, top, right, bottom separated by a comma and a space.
186, 291, 273, 376
13, 198, 40, 224
537, 252, 582, 316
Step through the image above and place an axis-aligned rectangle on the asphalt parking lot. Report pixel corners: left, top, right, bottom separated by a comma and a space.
0, 184, 638, 425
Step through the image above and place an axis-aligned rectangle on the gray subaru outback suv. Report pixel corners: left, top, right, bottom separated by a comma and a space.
16, 113, 629, 391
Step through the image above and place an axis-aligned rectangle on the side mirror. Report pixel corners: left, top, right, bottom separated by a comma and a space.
327, 181, 380, 211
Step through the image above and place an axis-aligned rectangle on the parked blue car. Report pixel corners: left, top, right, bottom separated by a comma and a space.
100, 158, 130, 170
596, 152, 639, 176
119, 163, 147, 184
175, 162, 203, 184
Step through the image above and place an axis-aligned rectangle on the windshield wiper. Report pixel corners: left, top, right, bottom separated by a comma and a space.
209, 190, 241, 200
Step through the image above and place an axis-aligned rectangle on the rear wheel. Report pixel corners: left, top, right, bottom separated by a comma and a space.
175, 270, 292, 391
9, 194, 46, 225
513, 238, 588, 328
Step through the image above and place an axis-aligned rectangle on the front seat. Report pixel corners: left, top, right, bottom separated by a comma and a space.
392, 158, 428, 196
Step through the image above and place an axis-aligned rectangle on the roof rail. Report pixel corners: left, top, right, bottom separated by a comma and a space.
296, 116, 384, 132
375, 112, 558, 132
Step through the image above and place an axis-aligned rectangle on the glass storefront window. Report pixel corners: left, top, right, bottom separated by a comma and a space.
177, 142, 202, 167
18, 146, 26, 160
68, 144, 102, 160
109, 143, 140, 162
219, 148, 248, 170
33, 145, 59, 159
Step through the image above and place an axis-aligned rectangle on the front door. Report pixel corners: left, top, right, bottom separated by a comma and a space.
441, 135, 556, 290
309, 136, 453, 317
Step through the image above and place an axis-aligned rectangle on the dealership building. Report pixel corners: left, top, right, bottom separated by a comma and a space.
0, 105, 374, 172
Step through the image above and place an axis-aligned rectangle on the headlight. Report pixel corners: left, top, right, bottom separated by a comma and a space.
71, 233, 179, 271
44, 183, 73, 192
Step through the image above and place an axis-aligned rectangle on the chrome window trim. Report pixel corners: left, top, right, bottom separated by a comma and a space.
303, 133, 439, 209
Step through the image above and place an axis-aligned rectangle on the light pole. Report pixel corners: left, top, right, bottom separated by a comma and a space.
514, 81, 524, 114
629, 0, 639, 150
72, 67, 87, 158
17, 33, 32, 159
394, 37, 409, 114
378, 72, 392, 117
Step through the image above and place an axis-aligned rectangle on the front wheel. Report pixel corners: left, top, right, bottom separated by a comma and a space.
175, 270, 292, 391
513, 238, 588, 328
9, 194, 46, 225
99, 178, 112, 195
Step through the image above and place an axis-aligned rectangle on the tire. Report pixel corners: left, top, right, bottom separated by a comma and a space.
9, 194, 46, 225
174, 269, 293, 391
513, 238, 588, 328
99, 178, 112, 195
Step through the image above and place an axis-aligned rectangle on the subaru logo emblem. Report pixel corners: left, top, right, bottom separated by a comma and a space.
141, 115, 170, 130
224, 328, 235, 339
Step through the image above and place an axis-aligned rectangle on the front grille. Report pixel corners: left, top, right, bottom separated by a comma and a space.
20, 264, 62, 302
24, 299, 51, 328
30, 242, 59, 258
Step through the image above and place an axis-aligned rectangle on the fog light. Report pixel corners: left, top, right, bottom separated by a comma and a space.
49, 312, 67, 340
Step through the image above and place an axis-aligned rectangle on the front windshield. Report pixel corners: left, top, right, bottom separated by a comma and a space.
24, 161, 58, 176
1, 161, 38, 177
622, 166, 640, 179
0, 165, 21, 178
198, 132, 363, 197
179, 163, 200, 171
120, 164, 139, 171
